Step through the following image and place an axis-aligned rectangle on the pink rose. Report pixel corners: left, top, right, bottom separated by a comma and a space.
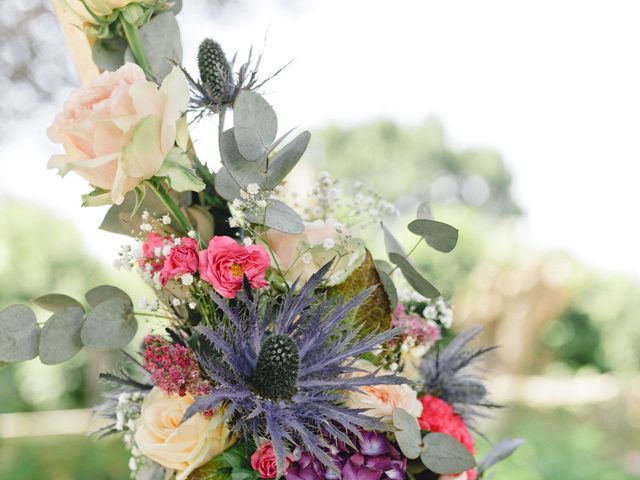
141, 232, 172, 273
47, 63, 189, 204
160, 237, 200, 286
198, 236, 270, 298
250, 442, 291, 479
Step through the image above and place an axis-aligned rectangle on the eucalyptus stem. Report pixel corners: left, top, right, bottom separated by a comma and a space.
388, 238, 422, 276
120, 17, 152, 77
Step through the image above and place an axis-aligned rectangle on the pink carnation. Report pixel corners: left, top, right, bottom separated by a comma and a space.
198, 236, 270, 298
418, 395, 476, 480
159, 237, 199, 285
140, 232, 172, 273
142, 335, 211, 397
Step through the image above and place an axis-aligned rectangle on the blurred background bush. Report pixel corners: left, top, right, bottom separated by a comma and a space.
1, 1, 639, 479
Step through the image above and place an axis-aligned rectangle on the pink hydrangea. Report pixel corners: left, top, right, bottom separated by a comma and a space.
392, 304, 441, 347
198, 236, 270, 298
142, 335, 211, 397
159, 237, 199, 286
418, 395, 476, 480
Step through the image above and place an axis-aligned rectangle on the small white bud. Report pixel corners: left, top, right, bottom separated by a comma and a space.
181, 273, 194, 286
187, 230, 197, 238
162, 215, 172, 225
242, 237, 254, 246
246, 183, 260, 195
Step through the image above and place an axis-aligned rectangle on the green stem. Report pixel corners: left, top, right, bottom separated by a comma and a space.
388, 238, 423, 276
146, 180, 202, 244
120, 17, 152, 77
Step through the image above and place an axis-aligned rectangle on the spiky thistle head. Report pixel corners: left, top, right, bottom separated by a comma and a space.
419, 326, 500, 430
197, 38, 232, 99
186, 263, 406, 476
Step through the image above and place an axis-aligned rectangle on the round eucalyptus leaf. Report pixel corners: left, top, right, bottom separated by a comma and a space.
416, 201, 433, 220
407, 219, 459, 253
81, 297, 137, 350
388, 252, 440, 299
393, 408, 422, 459
233, 90, 278, 161
0, 305, 40, 362
33, 294, 84, 313
85, 285, 132, 309
220, 128, 265, 187
214, 166, 243, 201
245, 199, 304, 234
421, 432, 476, 475
39, 307, 85, 365
264, 130, 311, 189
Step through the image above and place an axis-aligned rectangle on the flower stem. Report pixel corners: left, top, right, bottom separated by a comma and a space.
388, 238, 423, 276
145, 180, 203, 245
120, 17, 153, 78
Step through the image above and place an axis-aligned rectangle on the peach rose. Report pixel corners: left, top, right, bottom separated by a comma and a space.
345, 360, 423, 424
134, 387, 235, 480
48, 62, 189, 204
263, 218, 365, 286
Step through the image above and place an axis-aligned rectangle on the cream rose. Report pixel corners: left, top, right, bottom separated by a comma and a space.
264, 217, 365, 286
134, 388, 235, 480
66, 0, 146, 22
345, 360, 423, 424
47, 62, 189, 204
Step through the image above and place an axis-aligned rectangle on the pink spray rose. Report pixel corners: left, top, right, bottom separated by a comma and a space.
47, 62, 189, 204
251, 442, 291, 479
160, 237, 199, 285
198, 236, 270, 298
140, 232, 172, 273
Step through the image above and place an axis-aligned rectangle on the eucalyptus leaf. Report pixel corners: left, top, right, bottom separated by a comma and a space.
374, 259, 393, 274
381, 222, 407, 257
233, 90, 278, 161
33, 294, 84, 313
264, 130, 311, 189
478, 438, 525, 474
408, 219, 459, 253
421, 432, 476, 475
214, 166, 243, 201
417, 201, 433, 220
388, 252, 440, 299
245, 200, 304, 234
393, 408, 422, 459
81, 297, 137, 350
0, 305, 40, 362
85, 285, 132, 309
92, 37, 127, 72
377, 268, 398, 310
220, 129, 265, 188
99, 188, 168, 236
39, 307, 85, 365
124, 11, 182, 81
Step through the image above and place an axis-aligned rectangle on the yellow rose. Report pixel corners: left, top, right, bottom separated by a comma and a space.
134, 388, 235, 480
345, 360, 423, 424
47, 63, 189, 204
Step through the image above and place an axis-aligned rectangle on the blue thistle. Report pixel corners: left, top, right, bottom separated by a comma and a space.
419, 326, 501, 429
186, 263, 406, 475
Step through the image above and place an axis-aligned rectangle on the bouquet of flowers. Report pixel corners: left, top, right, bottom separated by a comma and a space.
1, 1, 523, 479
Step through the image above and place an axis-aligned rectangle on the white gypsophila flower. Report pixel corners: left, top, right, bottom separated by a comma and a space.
242, 237, 254, 246
181, 273, 194, 286
162, 244, 172, 256
188, 301, 197, 310
256, 199, 268, 208
153, 247, 162, 257
141, 210, 150, 221
172, 298, 181, 306
229, 217, 240, 228
138, 297, 149, 309
140, 223, 152, 232
423, 305, 438, 320
440, 310, 453, 328
162, 215, 172, 225
149, 299, 159, 311
323, 238, 336, 250
246, 183, 260, 195
173, 237, 182, 246
188, 230, 197, 238
300, 252, 313, 265
232, 198, 243, 209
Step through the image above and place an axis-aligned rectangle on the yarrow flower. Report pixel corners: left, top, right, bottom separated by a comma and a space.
142, 335, 211, 397
186, 263, 406, 476
392, 304, 442, 348
198, 236, 270, 298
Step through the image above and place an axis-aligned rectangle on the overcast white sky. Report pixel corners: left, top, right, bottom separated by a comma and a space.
1, 0, 639, 280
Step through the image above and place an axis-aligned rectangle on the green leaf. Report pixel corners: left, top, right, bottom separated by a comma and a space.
85, 285, 132, 309
393, 408, 422, 459
99, 187, 169, 236
0, 305, 40, 362
214, 166, 243, 201
388, 252, 440, 299
421, 432, 476, 475
408, 219, 459, 253
381, 222, 407, 257
417, 201, 433, 220
81, 297, 137, 350
245, 200, 304, 234
156, 147, 205, 192
92, 37, 127, 72
377, 268, 398, 311
186, 205, 215, 243
125, 11, 182, 81
190, 443, 258, 480
220, 129, 265, 188
478, 438, 525, 474
39, 307, 85, 365
121, 3, 145, 25
374, 259, 393, 275
233, 90, 278, 161
264, 131, 311, 189
33, 294, 84, 313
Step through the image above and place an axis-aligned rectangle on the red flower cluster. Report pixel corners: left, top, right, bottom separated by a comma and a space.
418, 395, 476, 480
142, 335, 211, 397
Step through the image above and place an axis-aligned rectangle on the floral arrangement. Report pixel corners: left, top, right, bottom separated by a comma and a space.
0, 1, 523, 479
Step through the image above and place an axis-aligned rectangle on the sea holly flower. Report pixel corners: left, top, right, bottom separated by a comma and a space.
198, 236, 270, 298
47, 63, 190, 204
186, 263, 406, 476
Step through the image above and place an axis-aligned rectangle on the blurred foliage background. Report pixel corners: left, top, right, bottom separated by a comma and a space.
1, 1, 639, 479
